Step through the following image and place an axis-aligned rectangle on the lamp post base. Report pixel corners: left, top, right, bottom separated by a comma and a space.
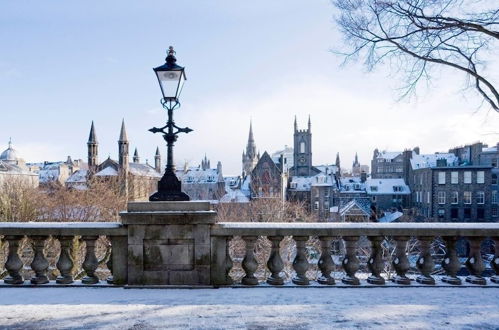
149, 170, 190, 202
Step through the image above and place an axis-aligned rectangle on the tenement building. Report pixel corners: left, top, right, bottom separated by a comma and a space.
410, 154, 493, 221
177, 155, 226, 201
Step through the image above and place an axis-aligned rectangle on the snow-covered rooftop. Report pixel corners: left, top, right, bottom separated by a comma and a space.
365, 178, 410, 195
375, 151, 403, 160
129, 163, 161, 178
411, 153, 458, 169
179, 166, 222, 184
95, 166, 118, 177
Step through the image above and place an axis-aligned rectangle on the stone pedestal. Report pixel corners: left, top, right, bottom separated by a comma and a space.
120, 201, 216, 285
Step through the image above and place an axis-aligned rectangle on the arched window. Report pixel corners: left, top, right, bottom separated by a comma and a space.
300, 142, 305, 153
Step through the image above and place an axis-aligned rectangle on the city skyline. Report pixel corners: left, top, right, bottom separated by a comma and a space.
1, 0, 498, 175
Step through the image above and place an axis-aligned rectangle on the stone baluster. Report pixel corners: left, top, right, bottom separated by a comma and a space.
367, 236, 385, 285
441, 236, 462, 285
492, 237, 499, 284
416, 236, 435, 285
392, 236, 411, 285
266, 236, 284, 285
465, 237, 486, 285
4, 235, 24, 285
225, 237, 234, 285
30, 236, 49, 284
106, 240, 113, 284
292, 236, 310, 285
82, 236, 100, 284
317, 236, 335, 285
56, 236, 74, 284
341, 236, 360, 285
241, 236, 258, 285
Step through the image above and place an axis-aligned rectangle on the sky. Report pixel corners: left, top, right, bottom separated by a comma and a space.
1, 0, 498, 175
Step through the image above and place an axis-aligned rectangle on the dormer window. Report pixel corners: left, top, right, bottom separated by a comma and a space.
370, 186, 378, 192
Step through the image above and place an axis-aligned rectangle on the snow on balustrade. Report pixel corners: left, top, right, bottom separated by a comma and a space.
0, 222, 127, 286
1, 221, 498, 287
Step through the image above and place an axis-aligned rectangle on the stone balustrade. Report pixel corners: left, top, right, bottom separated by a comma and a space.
0, 222, 127, 285
211, 222, 499, 286
0, 202, 498, 287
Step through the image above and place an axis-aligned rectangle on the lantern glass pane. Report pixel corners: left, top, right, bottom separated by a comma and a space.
157, 70, 181, 99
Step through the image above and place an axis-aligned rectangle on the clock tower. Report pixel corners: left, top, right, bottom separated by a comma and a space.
292, 115, 313, 176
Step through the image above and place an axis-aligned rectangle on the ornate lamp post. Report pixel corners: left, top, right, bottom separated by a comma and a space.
149, 46, 192, 201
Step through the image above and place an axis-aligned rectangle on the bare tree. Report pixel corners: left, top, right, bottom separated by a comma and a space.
333, 0, 499, 111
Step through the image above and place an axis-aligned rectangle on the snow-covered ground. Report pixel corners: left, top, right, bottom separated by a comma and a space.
0, 287, 498, 329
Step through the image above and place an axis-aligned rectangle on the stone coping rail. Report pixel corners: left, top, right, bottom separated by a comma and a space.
211, 222, 499, 237
0, 222, 126, 236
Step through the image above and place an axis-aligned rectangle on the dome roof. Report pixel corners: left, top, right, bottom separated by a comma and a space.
0, 140, 19, 162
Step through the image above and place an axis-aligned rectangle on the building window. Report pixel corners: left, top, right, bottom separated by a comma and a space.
464, 191, 472, 204
325, 190, 329, 197
451, 191, 458, 204
370, 186, 378, 192
464, 208, 471, 219
426, 191, 430, 204
477, 208, 485, 219
324, 201, 329, 209
437, 209, 445, 219
451, 171, 458, 184
300, 142, 305, 153
372, 196, 376, 202
464, 171, 471, 184
477, 171, 485, 184
492, 191, 498, 204
437, 191, 445, 204
451, 208, 458, 219
314, 201, 319, 210
476, 191, 485, 204
438, 172, 446, 184
492, 206, 498, 217
492, 174, 497, 185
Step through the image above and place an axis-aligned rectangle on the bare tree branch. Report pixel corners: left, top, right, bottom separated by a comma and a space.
333, 0, 499, 111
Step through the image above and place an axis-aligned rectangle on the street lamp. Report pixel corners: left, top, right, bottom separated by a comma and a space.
149, 46, 192, 201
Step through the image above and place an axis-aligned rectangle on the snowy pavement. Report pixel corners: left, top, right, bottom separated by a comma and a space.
0, 287, 498, 329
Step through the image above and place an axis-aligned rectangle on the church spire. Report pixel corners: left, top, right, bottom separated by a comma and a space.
133, 148, 140, 163
88, 121, 97, 144
119, 119, 128, 142
155, 146, 161, 172
336, 152, 341, 168
87, 121, 98, 171
308, 115, 311, 132
294, 115, 298, 132
245, 121, 256, 158
353, 152, 359, 166
118, 120, 129, 170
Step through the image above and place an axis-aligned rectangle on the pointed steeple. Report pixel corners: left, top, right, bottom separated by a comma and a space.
88, 121, 97, 143
245, 121, 256, 158
335, 152, 341, 168
308, 115, 311, 132
354, 152, 359, 166
119, 119, 128, 142
248, 120, 255, 143
154, 146, 161, 172
294, 115, 298, 132
87, 121, 98, 171
133, 148, 140, 163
